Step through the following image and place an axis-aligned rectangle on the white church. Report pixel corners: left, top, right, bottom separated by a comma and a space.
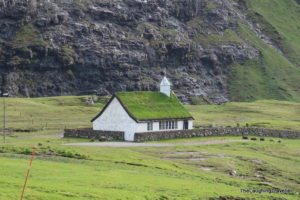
91, 76, 194, 141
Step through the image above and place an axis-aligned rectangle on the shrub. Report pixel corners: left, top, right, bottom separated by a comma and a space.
0, 146, 32, 155
18, 147, 32, 155
99, 136, 107, 141
194, 125, 201, 129
66, 69, 74, 76
56, 149, 87, 159
13, 23, 48, 48
0, 146, 88, 160
58, 45, 76, 66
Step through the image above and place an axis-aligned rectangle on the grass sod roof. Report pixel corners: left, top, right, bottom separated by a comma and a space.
114, 91, 193, 121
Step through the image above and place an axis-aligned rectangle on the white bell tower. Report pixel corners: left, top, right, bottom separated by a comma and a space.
160, 76, 171, 97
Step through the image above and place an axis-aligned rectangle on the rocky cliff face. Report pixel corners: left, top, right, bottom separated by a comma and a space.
0, 0, 299, 103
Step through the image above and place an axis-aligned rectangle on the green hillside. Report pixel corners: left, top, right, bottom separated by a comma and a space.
228, 0, 300, 102
0, 96, 299, 199
249, 0, 300, 65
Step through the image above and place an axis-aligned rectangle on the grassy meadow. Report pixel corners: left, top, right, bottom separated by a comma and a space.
1, 135, 299, 199
1, 96, 300, 132
0, 96, 105, 132
0, 96, 299, 199
187, 100, 300, 130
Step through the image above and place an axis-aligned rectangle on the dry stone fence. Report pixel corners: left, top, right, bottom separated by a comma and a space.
134, 127, 300, 142
64, 128, 124, 141
64, 127, 300, 142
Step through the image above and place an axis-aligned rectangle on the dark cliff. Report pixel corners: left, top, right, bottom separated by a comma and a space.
1, 0, 300, 103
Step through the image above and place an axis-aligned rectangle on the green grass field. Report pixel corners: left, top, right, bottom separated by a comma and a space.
187, 100, 300, 130
1, 96, 300, 132
0, 96, 104, 132
1, 135, 299, 199
0, 96, 299, 199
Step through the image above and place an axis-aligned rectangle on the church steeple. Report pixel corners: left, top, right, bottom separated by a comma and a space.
160, 76, 171, 97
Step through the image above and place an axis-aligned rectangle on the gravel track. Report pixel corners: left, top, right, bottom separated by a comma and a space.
63, 139, 247, 147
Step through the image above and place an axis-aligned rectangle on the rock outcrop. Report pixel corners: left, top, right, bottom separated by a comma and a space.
0, 0, 287, 103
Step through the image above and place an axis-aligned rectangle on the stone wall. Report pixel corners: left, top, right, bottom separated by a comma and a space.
64, 128, 124, 141
64, 127, 300, 142
134, 127, 300, 142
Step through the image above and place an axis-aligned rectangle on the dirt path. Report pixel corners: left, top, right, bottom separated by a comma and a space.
63, 139, 248, 147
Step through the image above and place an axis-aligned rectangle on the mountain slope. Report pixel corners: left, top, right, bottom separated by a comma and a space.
228, 0, 300, 102
0, 0, 300, 103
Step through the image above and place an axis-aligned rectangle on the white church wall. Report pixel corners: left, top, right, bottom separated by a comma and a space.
136, 120, 189, 133
188, 120, 193, 129
135, 122, 161, 132
160, 76, 171, 97
160, 86, 170, 97
153, 122, 160, 131
136, 122, 147, 132
93, 97, 137, 141
177, 120, 184, 130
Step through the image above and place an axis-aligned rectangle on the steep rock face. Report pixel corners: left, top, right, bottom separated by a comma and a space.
0, 0, 291, 103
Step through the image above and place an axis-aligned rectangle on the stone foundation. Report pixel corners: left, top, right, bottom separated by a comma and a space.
134, 127, 300, 142
64, 128, 124, 141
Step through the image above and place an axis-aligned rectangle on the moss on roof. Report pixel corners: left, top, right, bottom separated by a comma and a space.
115, 91, 193, 120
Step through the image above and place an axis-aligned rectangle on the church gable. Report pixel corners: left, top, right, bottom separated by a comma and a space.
91, 96, 136, 123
